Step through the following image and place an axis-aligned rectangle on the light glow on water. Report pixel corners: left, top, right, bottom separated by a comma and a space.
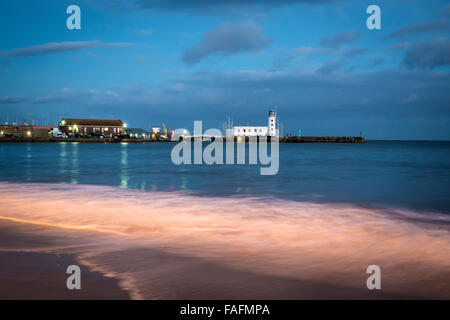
0, 182, 449, 299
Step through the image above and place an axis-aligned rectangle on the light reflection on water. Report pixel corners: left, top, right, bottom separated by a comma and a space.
70, 142, 79, 185
120, 143, 129, 189
0, 141, 449, 212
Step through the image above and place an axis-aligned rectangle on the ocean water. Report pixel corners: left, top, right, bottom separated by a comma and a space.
0, 141, 449, 299
0, 140, 449, 212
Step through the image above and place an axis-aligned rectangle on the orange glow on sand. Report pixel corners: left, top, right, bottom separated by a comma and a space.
0, 182, 449, 299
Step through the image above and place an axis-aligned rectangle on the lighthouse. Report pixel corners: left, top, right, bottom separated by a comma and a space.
268, 110, 277, 137
231, 109, 278, 137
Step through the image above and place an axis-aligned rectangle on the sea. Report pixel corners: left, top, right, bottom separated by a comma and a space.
0, 140, 449, 212
0, 140, 449, 299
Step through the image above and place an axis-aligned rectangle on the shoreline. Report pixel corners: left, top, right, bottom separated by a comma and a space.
0, 251, 130, 300
0, 223, 130, 300
1, 183, 449, 300
0, 223, 407, 300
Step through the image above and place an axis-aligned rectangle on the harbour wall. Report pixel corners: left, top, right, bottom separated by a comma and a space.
0, 136, 365, 143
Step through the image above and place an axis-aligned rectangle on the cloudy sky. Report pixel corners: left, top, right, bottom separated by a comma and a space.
1, 0, 449, 139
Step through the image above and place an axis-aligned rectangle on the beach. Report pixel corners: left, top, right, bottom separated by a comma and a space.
0, 141, 449, 299
0, 221, 408, 300
0, 223, 129, 299
0, 182, 449, 300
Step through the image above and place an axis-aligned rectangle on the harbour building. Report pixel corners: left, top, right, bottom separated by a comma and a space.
232, 110, 278, 137
59, 119, 125, 137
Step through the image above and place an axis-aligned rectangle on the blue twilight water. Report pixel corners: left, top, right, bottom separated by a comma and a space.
0, 141, 449, 213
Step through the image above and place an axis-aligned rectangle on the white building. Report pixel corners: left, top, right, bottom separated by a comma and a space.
268, 110, 277, 136
233, 126, 268, 137
232, 110, 278, 137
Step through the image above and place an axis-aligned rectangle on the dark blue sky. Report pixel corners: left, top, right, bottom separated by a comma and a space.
1, 0, 449, 140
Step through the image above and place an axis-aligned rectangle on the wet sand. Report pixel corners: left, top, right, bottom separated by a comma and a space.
1, 182, 449, 300
0, 223, 129, 300
0, 222, 410, 300
0, 251, 129, 300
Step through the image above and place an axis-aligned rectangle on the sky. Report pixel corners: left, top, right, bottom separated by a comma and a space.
0, 0, 449, 140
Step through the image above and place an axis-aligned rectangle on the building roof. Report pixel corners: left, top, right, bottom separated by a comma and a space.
233, 126, 267, 129
61, 119, 123, 126
32, 126, 54, 129
125, 128, 150, 134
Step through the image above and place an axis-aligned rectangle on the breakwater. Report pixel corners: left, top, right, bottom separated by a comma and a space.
0, 136, 365, 143
281, 136, 365, 143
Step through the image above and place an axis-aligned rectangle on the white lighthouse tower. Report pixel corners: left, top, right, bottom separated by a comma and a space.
268, 109, 277, 137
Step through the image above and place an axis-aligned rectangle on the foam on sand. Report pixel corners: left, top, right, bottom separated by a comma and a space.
0, 182, 449, 299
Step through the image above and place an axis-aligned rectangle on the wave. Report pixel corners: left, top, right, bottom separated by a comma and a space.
0, 182, 449, 299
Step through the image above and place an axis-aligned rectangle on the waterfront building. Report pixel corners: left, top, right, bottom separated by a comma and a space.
268, 110, 277, 137
59, 119, 125, 137
151, 126, 161, 133
232, 110, 278, 137
125, 128, 150, 138
0, 123, 33, 138
233, 126, 268, 137
32, 126, 53, 138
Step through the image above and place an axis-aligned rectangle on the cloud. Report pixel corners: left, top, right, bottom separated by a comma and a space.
292, 46, 327, 56
32, 88, 77, 104
19, 68, 450, 139
399, 37, 450, 69
440, 4, 450, 18
386, 19, 450, 40
134, 29, 153, 36
129, 0, 336, 15
293, 45, 365, 58
31, 88, 122, 106
182, 21, 272, 64
270, 55, 295, 71
286, 45, 366, 73
0, 94, 25, 104
316, 58, 346, 75
401, 93, 418, 104
0, 41, 134, 58
33, 95, 69, 104
342, 47, 366, 58
319, 30, 362, 48
367, 57, 385, 68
